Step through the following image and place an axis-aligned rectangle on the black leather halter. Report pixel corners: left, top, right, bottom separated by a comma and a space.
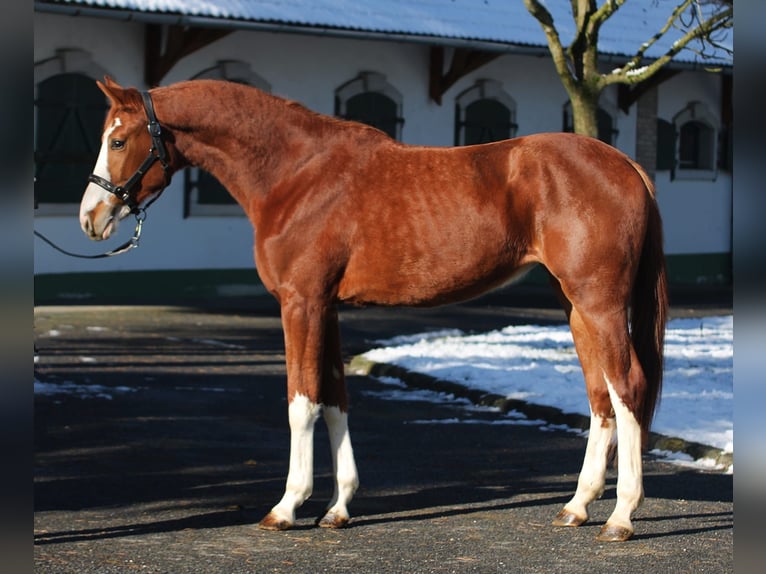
87, 91, 171, 214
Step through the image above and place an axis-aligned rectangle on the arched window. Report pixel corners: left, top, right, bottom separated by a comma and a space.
563, 101, 618, 145
455, 80, 517, 145
34, 50, 110, 213
335, 72, 403, 140
673, 101, 718, 180
184, 61, 271, 216
679, 121, 714, 169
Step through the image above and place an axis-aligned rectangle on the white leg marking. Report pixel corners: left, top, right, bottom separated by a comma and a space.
562, 411, 616, 521
322, 406, 359, 524
604, 375, 644, 532
268, 393, 321, 525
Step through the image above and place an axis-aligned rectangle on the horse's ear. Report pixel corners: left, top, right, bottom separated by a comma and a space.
103, 75, 120, 88
97, 76, 127, 106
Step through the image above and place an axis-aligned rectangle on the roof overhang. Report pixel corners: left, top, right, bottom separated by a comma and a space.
35, 0, 732, 72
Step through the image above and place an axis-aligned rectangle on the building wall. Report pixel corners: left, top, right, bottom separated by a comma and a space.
34, 12, 730, 288
655, 71, 732, 258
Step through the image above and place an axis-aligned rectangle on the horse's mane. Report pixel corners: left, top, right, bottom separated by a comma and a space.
285, 98, 392, 140
162, 79, 394, 142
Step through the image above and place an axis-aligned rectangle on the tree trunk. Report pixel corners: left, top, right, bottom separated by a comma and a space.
568, 87, 599, 139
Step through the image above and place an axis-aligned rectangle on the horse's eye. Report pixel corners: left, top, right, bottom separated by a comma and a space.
110, 139, 125, 151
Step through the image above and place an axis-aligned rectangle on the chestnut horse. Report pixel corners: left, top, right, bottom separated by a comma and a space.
80, 78, 667, 542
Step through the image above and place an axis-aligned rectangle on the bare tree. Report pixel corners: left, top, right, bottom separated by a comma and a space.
523, 0, 733, 137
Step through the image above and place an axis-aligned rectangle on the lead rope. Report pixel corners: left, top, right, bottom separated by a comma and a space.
34, 208, 146, 259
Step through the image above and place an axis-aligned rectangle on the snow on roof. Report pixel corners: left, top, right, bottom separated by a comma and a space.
37, 0, 732, 66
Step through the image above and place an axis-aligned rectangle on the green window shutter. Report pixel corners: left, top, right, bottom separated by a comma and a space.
656, 118, 676, 171
717, 126, 732, 172
597, 108, 617, 145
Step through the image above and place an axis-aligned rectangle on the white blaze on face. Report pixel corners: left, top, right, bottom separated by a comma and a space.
79, 117, 123, 231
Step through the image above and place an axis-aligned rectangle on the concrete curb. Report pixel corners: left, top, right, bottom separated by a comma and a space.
348, 355, 733, 471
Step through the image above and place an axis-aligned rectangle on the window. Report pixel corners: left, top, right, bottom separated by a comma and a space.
184, 61, 271, 216
455, 80, 517, 145
672, 101, 719, 180
34, 50, 110, 214
563, 101, 618, 145
335, 72, 403, 140
679, 121, 714, 169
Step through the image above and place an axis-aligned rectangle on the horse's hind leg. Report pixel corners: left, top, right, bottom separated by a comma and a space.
317, 307, 359, 528
600, 357, 646, 542
549, 282, 616, 529
554, 295, 645, 541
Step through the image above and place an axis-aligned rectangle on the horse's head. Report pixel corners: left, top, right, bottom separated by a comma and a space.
80, 77, 171, 241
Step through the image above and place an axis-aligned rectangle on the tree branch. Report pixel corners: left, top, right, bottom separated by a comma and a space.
523, 0, 577, 92
588, 0, 626, 32
624, 0, 695, 73
606, 0, 731, 85
568, 1, 597, 81
603, 3, 732, 86
580, 0, 618, 88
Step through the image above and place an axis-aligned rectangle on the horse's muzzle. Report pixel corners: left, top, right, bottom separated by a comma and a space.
80, 196, 125, 241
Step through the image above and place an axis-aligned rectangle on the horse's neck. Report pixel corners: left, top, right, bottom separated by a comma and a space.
157, 82, 324, 204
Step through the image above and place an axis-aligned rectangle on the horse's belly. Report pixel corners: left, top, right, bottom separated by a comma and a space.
337, 255, 535, 307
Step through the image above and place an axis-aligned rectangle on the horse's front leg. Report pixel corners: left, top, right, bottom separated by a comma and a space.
318, 307, 359, 528
258, 296, 326, 531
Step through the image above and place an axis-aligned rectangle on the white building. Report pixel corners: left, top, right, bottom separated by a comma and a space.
34, 0, 733, 301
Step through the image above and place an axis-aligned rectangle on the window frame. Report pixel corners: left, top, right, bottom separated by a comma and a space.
34, 49, 110, 216
672, 101, 719, 181
184, 61, 271, 217
454, 79, 517, 146
335, 72, 404, 141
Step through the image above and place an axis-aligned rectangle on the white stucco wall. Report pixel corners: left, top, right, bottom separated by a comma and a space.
655, 71, 732, 255
34, 12, 730, 275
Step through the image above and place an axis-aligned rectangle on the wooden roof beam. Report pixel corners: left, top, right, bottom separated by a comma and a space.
144, 24, 231, 87
429, 46, 500, 105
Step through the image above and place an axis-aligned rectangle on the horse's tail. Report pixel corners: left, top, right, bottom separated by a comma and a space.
628, 160, 668, 447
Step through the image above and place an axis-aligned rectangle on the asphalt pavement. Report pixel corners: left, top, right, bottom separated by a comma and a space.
34, 286, 733, 573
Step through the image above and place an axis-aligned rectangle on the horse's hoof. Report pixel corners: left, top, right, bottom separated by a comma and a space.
317, 512, 350, 529
596, 523, 633, 542
258, 512, 293, 531
552, 508, 587, 527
